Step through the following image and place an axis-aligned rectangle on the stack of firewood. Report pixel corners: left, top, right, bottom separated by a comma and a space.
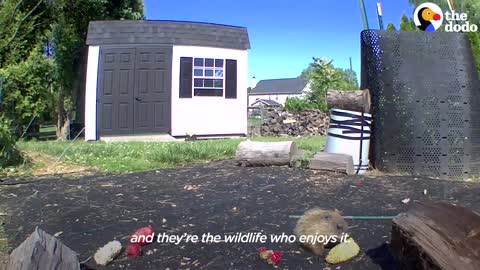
260, 109, 329, 137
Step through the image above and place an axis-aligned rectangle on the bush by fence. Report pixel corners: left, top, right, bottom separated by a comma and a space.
0, 119, 23, 168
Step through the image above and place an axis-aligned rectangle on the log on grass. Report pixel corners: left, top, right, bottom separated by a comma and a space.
391, 200, 480, 270
327, 89, 371, 113
309, 152, 354, 175
7, 227, 80, 270
235, 140, 298, 166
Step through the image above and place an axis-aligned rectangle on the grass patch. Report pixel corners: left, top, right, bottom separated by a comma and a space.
247, 118, 263, 126
16, 136, 325, 174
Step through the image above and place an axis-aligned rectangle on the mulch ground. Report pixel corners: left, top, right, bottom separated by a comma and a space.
1, 161, 480, 270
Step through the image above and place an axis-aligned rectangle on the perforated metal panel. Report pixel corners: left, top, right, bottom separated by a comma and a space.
361, 30, 480, 178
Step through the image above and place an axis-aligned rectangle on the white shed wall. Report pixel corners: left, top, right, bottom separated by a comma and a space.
171, 46, 248, 136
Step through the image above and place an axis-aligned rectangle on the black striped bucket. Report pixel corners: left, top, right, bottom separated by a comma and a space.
325, 108, 372, 174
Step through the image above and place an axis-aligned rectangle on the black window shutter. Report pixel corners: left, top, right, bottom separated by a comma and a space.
180, 57, 193, 98
225, 59, 237, 99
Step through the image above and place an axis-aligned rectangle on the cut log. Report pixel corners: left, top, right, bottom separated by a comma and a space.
327, 89, 371, 113
235, 140, 298, 166
309, 152, 354, 175
7, 227, 80, 270
391, 200, 480, 270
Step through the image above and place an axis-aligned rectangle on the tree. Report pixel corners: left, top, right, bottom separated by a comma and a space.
400, 14, 418, 31
386, 23, 397, 31
334, 68, 359, 90
298, 58, 359, 112
0, 0, 145, 166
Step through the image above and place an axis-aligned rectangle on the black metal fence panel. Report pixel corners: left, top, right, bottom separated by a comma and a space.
361, 30, 480, 178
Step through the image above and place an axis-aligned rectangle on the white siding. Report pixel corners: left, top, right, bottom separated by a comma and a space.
171, 46, 248, 136
84, 46, 100, 141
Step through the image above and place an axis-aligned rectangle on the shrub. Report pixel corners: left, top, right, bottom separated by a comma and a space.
0, 119, 23, 168
285, 97, 327, 113
285, 97, 315, 112
0, 48, 55, 128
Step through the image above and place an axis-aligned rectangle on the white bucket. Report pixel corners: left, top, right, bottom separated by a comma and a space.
325, 108, 372, 174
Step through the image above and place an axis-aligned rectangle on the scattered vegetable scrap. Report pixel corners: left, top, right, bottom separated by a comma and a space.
93, 240, 122, 266
258, 247, 282, 265
325, 238, 360, 264
125, 243, 142, 258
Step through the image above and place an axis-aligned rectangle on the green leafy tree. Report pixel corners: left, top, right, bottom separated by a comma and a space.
0, 0, 145, 166
400, 14, 418, 31
0, 118, 23, 168
296, 58, 359, 112
0, 48, 55, 127
0, 0, 53, 66
301, 58, 340, 112
333, 68, 359, 90
386, 23, 397, 31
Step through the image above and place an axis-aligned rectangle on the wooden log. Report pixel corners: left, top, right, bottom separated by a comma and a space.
309, 152, 354, 175
327, 89, 371, 113
235, 140, 298, 166
391, 200, 480, 270
7, 227, 80, 270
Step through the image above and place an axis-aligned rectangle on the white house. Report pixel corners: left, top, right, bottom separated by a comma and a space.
83, 20, 250, 140
248, 77, 311, 106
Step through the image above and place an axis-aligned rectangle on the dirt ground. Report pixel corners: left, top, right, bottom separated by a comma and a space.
1, 161, 480, 270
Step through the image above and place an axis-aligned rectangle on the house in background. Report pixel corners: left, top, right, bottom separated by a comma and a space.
248, 77, 310, 107
83, 20, 250, 140
250, 99, 282, 107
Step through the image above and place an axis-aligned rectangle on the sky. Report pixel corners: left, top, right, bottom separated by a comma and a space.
144, 0, 415, 87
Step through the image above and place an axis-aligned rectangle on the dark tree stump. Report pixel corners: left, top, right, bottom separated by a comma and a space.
7, 227, 80, 270
327, 89, 371, 113
391, 200, 480, 270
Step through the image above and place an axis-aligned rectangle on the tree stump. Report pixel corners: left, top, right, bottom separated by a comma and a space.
391, 200, 480, 270
235, 140, 298, 166
309, 152, 354, 175
327, 89, 371, 113
7, 227, 80, 270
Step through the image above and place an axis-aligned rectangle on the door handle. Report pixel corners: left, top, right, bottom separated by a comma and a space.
135, 97, 142, 101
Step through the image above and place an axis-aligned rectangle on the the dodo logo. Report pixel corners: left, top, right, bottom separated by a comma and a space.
413, 2, 443, 32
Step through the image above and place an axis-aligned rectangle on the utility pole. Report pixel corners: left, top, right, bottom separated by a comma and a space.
376, 2, 384, 30
359, 0, 370, 30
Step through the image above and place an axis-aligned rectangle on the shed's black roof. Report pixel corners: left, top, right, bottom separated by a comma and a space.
250, 78, 308, 95
86, 20, 250, 50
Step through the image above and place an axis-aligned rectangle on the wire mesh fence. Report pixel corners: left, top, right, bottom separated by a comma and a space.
247, 106, 267, 137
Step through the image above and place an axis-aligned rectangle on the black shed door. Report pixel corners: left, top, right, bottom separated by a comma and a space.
134, 48, 172, 134
98, 47, 172, 136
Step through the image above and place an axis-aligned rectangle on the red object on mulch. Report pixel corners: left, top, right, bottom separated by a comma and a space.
269, 251, 282, 264
125, 244, 141, 258
130, 225, 154, 246
258, 247, 282, 265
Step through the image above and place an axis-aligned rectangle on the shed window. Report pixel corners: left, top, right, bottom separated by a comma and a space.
193, 58, 224, 97
179, 57, 237, 99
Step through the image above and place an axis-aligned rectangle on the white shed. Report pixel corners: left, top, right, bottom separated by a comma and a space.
83, 20, 250, 140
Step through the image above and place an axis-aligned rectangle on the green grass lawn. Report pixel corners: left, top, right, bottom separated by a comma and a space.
17, 136, 326, 173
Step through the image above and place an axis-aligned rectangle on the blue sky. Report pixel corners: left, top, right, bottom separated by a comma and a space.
144, 0, 414, 86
